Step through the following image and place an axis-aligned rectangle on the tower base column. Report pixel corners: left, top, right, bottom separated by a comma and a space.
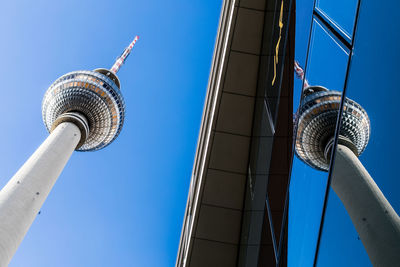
0, 122, 81, 266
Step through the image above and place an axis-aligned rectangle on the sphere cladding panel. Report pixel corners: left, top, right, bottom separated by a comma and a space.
42, 70, 125, 151
295, 90, 370, 171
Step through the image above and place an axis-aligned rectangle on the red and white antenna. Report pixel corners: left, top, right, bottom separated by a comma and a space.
294, 60, 309, 89
110, 35, 139, 74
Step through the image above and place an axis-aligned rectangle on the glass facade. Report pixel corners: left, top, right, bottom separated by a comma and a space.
176, 0, 400, 265
315, 0, 400, 265
288, 0, 400, 265
315, 0, 358, 40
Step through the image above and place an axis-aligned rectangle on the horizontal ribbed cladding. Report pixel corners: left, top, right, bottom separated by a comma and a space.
42, 70, 125, 151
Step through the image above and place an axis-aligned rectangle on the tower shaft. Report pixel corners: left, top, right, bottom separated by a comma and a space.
1, 37, 133, 264
0, 122, 81, 266
331, 144, 400, 266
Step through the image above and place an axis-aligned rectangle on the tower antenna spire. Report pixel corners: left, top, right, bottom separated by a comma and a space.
110, 35, 139, 74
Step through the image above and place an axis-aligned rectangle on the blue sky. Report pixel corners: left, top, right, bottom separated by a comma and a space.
0, 0, 222, 266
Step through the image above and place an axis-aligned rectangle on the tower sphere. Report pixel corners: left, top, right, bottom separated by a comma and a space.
295, 86, 370, 171
42, 69, 125, 151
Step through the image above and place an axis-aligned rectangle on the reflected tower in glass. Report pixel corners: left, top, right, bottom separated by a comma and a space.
0, 36, 138, 266
295, 85, 370, 171
295, 84, 400, 266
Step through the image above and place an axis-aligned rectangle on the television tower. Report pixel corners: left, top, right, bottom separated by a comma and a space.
0, 36, 139, 266
294, 62, 400, 266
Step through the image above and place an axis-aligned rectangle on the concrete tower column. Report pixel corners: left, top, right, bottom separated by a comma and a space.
0, 121, 81, 266
0, 37, 134, 265
330, 144, 400, 267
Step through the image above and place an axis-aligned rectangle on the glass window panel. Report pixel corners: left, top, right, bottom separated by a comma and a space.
295, 0, 314, 63
316, 188, 372, 266
306, 19, 349, 92
289, 16, 349, 266
316, 0, 358, 39
293, 0, 314, 133
238, 99, 273, 266
316, 0, 400, 265
264, 0, 294, 127
288, 158, 328, 267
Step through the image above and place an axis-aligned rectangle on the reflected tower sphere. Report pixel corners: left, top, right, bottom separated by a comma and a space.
292, 63, 400, 267
294, 86, 370, 171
